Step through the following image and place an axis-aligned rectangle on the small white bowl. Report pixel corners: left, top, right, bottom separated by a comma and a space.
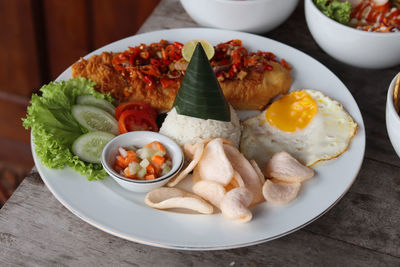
305, 0, 400, 69
180, 0, 299, 33
101, 131, 184, 193
386, 73, 400, 158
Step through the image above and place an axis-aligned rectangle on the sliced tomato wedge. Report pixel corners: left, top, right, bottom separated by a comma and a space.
118, 109, 158, 134
115, 101, 157, 121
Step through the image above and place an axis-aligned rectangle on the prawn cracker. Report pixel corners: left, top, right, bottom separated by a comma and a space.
394, 74, 400, 114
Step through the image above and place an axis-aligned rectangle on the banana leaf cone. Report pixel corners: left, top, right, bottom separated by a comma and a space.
173, 43, 231, 122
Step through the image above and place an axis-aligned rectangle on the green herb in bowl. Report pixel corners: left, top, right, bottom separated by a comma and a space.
314, 0, 352, 24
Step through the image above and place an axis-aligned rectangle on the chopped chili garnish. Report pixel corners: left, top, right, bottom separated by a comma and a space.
224, 39, 242, 46
112, 39, 292, 91
160, 78, 178, 88
173, 41, 183, 49
265, 64, 273, 71
141, 65, 161, 77
164, 45, 176, 60
281, 59, 292, 71
143, 76, 154, 89
140, 50, 150, 59
112, 40, 184, 91
210, 40, 290, 81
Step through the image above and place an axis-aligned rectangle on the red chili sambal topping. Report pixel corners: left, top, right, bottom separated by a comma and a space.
112, 39, 291, 88
211, 39, 290, 82
112, 40, 184, 90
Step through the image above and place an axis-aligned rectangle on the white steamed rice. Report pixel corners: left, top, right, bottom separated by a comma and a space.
159, 106, 241, 147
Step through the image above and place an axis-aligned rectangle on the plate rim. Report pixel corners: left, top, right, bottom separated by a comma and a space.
33, 27, 366, 250
33, 146, 363, 250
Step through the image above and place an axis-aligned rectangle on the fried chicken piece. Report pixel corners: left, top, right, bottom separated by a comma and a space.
72, 52, 291, 111
72, 52, 179, 112
221, 61, 291, 110
72, 52, 129, 102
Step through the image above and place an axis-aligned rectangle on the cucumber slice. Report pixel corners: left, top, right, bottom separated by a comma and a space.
128, 162, 140, 175
72, 105, 119, 135
140, 158, 150, 168
72, 131, 115, 163
136, 147, 154, 160
137, 168, 147, 179
161, 165, 171, 176
76, 95, 116, 116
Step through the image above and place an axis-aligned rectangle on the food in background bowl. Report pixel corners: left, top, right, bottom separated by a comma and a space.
348, 0, 400, 32
392, 72, 400, 113
305, 0, 400, 68
386, 73, 400, 158
314, 0, 400, 32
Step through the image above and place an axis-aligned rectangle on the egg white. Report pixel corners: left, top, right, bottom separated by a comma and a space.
240, 89, 358, 169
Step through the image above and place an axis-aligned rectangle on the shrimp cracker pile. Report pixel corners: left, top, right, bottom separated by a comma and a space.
144, 138, 315, 223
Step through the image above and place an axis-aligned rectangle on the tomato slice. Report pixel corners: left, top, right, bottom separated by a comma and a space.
118, 109, 158, 134
115, 101, 157, 121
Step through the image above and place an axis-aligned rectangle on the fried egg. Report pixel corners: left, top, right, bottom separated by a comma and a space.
240, 89, 358, 169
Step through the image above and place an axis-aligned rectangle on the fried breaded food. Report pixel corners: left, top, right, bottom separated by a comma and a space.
220, 61, 291, 110
72, 52, 128, 101
72, 52, 179, 111
72, 50, 292, 111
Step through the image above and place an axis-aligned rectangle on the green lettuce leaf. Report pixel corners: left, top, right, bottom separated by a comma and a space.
23, 77, 114, 180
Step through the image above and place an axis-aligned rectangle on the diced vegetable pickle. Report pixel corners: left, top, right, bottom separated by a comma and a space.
114, 141, 172, 180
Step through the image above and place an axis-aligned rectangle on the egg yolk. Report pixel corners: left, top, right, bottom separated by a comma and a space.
265, 91, 318, 132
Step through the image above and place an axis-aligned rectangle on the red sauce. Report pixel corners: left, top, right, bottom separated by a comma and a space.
350, 0, 400, 32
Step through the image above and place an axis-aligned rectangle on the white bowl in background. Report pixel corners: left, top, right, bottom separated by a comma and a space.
180, 0, 299, 33
101, 131, 184, 193
386, 73, 400, 158
305, 0, 400, 69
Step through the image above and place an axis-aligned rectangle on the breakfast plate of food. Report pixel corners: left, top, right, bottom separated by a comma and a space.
26, 28, 365, 250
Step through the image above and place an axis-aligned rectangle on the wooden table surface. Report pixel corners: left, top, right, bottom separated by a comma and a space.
1, 0, 399, 265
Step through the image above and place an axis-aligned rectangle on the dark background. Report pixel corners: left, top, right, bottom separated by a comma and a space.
0, 0, 161, 205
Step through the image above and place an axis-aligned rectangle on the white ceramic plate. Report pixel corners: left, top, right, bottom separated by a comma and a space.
32, 28, 365, 250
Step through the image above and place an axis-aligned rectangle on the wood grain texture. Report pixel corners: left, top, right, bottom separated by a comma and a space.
305, 159, 400, 257
91, 0, 161, 49
0, 0, 41, 96
0, 164, 399, 266
0, 137, 33, 168
43, 0, 90, 80
0, 0, 400, 265
0, 97, 30, 143
0, 161, 30, 206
